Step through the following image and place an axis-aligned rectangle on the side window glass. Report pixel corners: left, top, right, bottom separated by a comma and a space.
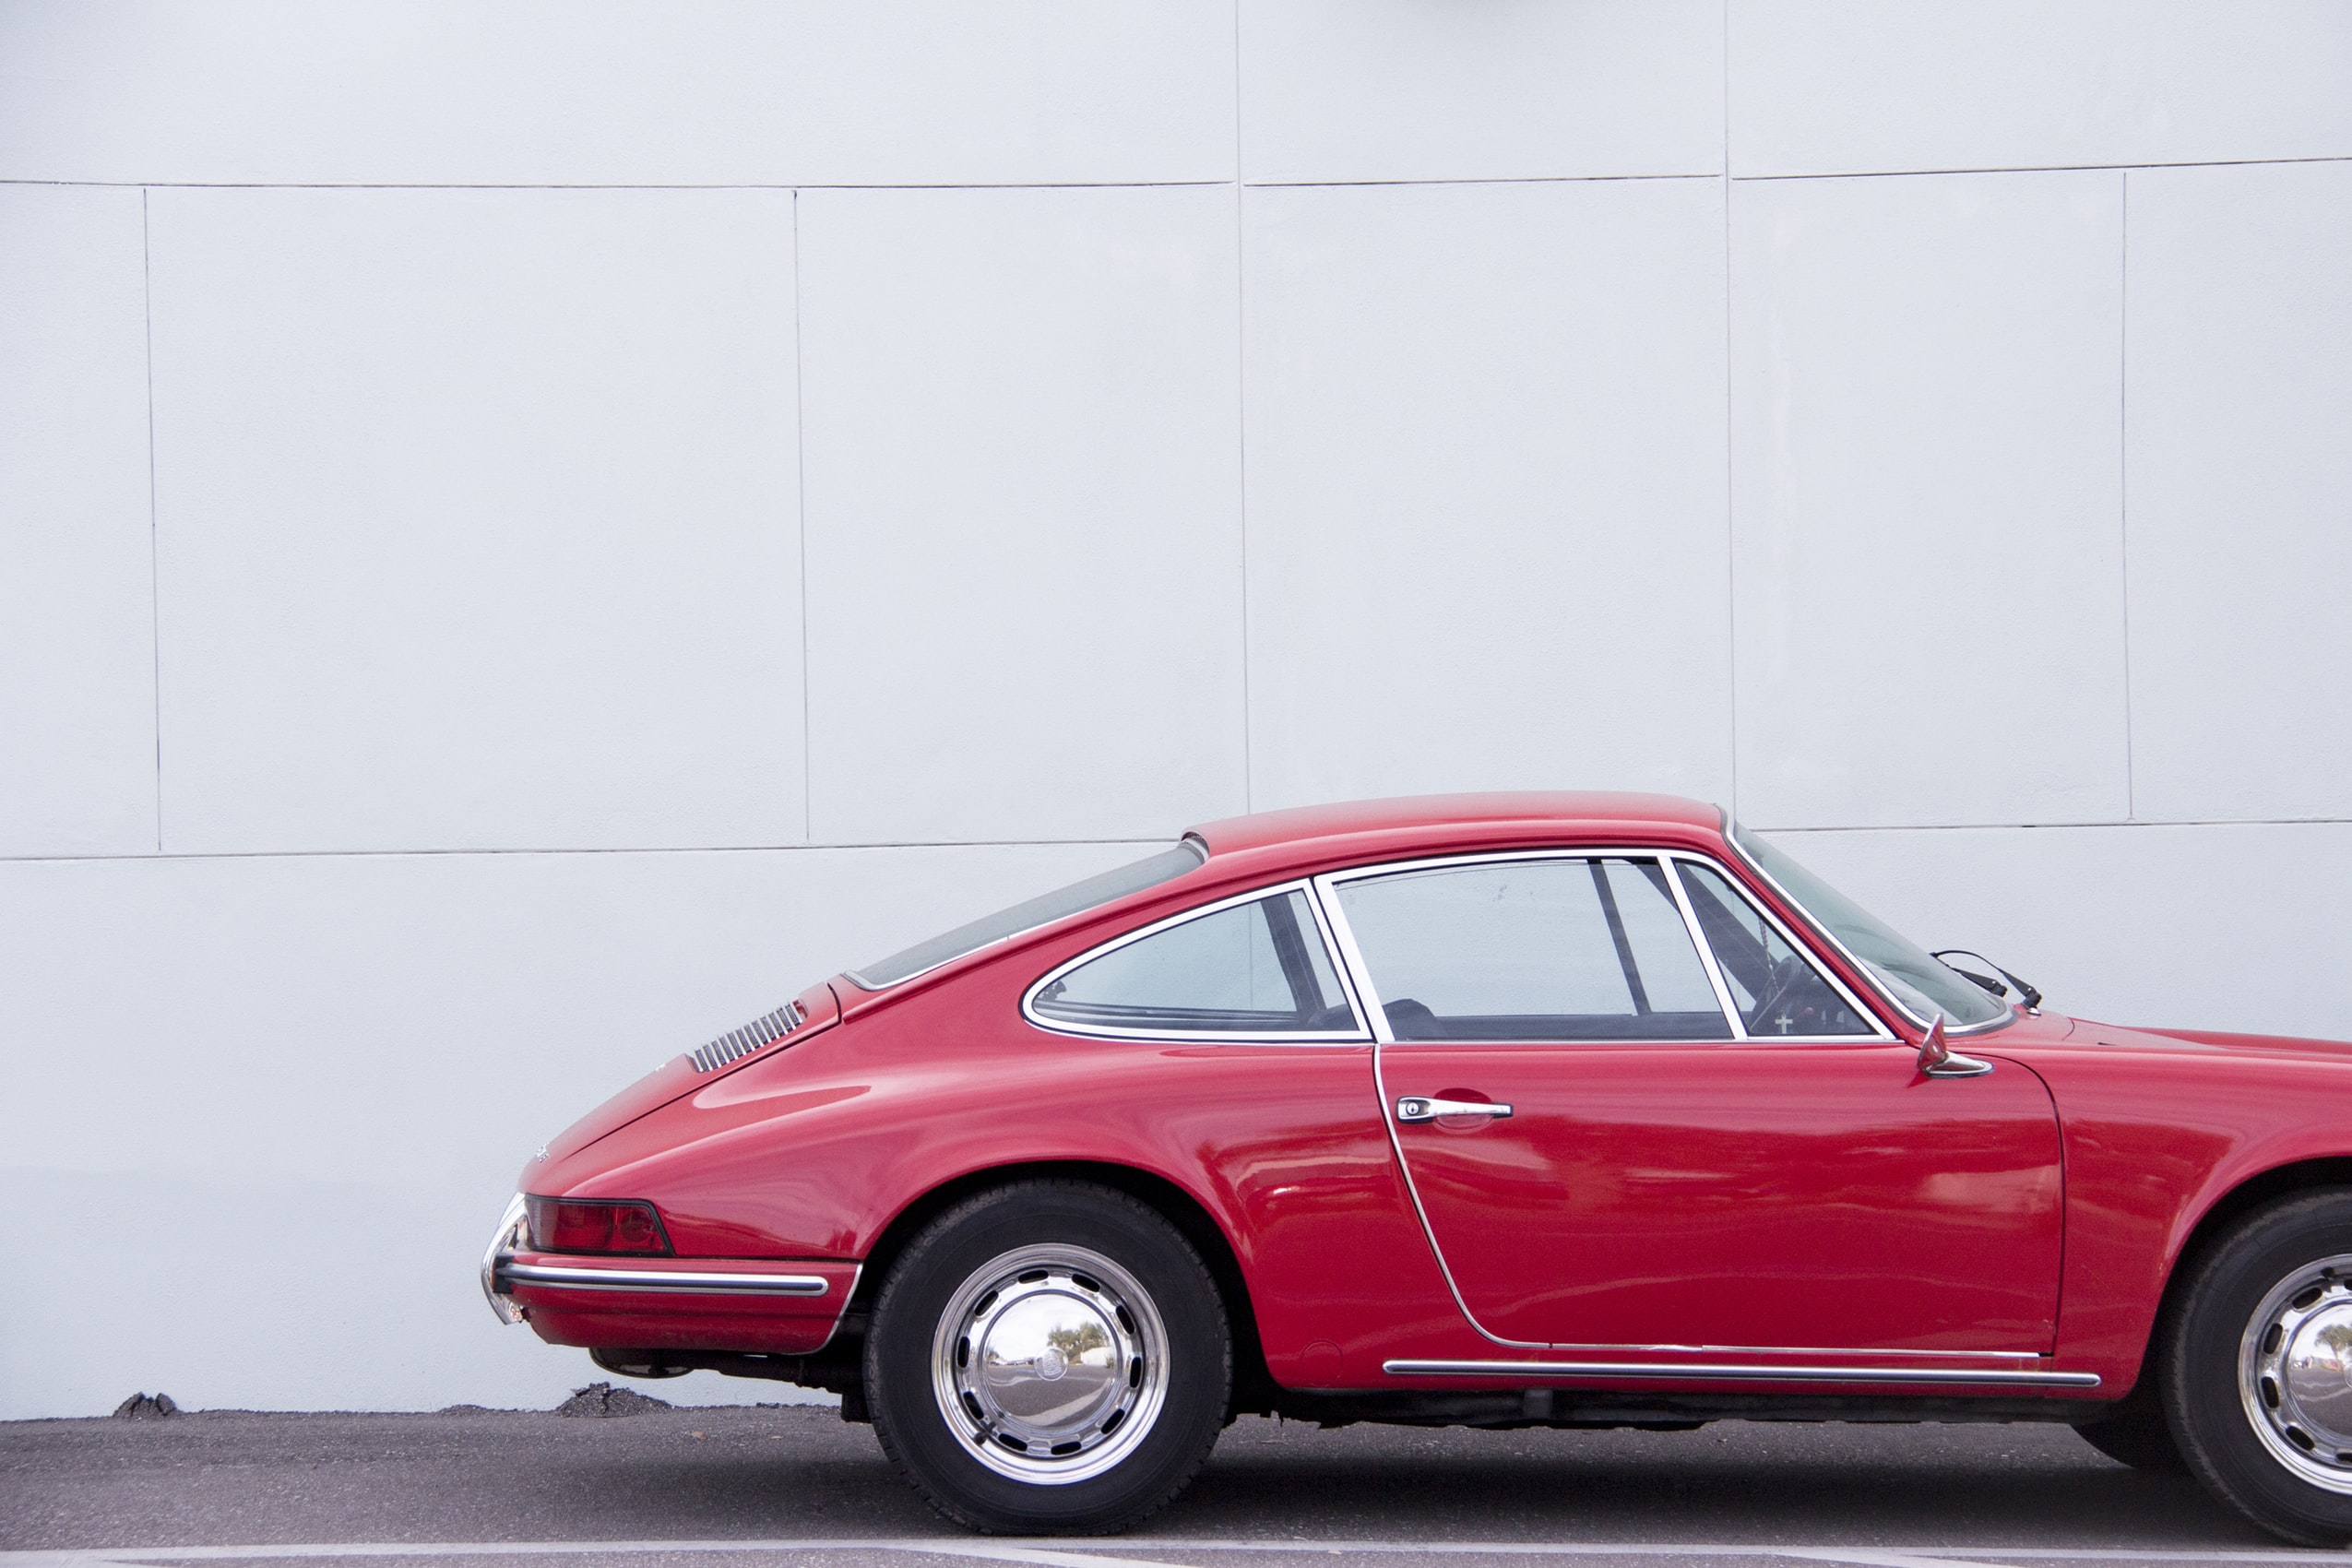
1673, 861, 1874, 1037
1336, 858, 1730, 1042
1030, 889, 1354, 1035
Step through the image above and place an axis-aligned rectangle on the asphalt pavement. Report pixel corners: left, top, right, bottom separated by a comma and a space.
0, 1402, 2325, 1568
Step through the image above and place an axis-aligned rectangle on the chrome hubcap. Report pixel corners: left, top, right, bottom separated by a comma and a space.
930, 1243, 1168, 1485
2241, 1254, 2352, 1491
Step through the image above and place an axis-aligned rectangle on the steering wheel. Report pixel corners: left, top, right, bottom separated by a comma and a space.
1747, 956, 1813, 1035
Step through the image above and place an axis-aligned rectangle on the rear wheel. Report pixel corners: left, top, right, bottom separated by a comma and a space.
2167, 1190, 2352, 1543
864, 1180, 1229, 1533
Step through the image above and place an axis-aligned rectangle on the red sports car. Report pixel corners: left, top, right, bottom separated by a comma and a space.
482, 793, 2352, 1541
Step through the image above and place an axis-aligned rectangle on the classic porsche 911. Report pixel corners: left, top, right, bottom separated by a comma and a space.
481, 792, 2352, 1540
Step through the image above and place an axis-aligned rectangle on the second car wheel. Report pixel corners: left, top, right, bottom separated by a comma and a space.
2166, 1189, 2352, 1544
863, 1179, 1231, 1534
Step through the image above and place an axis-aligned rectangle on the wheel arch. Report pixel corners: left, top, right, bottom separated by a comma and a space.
2143, 1158, 2352, 1386
2172, 1159, 2352, 1279
847, 1158, 1275, 1415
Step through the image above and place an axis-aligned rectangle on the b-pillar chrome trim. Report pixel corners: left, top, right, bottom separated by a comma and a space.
1384, 1358, 2100, 1389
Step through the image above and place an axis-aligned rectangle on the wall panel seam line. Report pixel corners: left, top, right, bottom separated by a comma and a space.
792, 187, 813, 845
0, 839, 1172, 866
141, 186, 162, 854
1720, 0, 1737, 820
7, 821, 2350, 867
2, 158, 2347, 193
2118, 170, 2135, 823
1232, 0, 1251, 813
1245, 172, 1723, 187
1731, 154, 2352, 183
0, 179, 1242, 192
1231, 0, 1243, 188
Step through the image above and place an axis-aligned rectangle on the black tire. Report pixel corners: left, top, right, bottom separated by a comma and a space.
863, 1180, 1230, 1534
2165, 1189, 2352, 1544
2074, 1376, 2188, 1472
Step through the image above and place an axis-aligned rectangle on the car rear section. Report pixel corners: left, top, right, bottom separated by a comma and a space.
481, 980, 865, 1382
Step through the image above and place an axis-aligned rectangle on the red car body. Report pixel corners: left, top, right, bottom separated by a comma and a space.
482, 793, 2352, 1537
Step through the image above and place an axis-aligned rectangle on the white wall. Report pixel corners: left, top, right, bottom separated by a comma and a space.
2, 0, 2346, 1418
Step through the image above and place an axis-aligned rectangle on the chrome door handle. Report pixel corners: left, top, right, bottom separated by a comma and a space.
1396, 1096, 1513, 1123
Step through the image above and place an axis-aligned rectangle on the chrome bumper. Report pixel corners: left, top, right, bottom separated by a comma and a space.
481, 1189, 841, 1322
497, 1261, 832, 1296
480, 1194, 529, 1324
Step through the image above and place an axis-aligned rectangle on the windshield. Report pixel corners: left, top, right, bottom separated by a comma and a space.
1728, 825, 2010, 1029
847, 839, 1209, 990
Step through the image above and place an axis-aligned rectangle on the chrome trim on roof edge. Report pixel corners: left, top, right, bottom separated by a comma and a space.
1019, 876, 1372, 1044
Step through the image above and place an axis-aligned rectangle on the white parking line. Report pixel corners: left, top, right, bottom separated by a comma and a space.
893, 1543, 1181, 1568
3, 1541, 2346, 1568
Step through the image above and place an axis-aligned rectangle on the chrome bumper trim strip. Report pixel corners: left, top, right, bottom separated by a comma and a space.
481, 1195, 529, 1325
1383, 1358, 2100, 1388
498, 1260, 832, 1297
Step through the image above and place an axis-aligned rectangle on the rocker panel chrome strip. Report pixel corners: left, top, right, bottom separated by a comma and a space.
499, 1261, 833, 1297
1384, 1358, 2099, 1388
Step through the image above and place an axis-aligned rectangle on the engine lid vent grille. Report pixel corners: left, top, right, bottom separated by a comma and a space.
689, 1000, 807, 1074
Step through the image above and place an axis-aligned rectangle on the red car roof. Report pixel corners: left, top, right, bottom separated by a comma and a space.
1189, 791, 1725, 858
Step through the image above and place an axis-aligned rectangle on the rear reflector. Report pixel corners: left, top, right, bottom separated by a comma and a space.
525, 1196, 673, 1256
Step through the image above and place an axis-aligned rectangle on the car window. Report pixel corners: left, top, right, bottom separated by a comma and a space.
850, 840, 1206, 990
1672, 861, 1875, 1037
1029, 888, 1356, 1035
1335, 857, 1731, 1042
1728, 824, 2010, 1028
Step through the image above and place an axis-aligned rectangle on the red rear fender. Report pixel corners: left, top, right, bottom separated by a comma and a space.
519, 981, 839, 1187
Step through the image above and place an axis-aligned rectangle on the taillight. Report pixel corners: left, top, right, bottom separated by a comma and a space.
524, 1196, 673, 1255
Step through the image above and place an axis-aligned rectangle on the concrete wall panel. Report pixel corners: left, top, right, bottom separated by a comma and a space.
1732, 1, 2352, 177
1730, 171, 2130, 829
148, 188, 802, 854
2123, 161, 2352, 823
0, 1, 1236, 187
1243, 179, 1733, 812
800, 186, 1246, 844
1241, 0, 1722, 183
0, 184, 156, 856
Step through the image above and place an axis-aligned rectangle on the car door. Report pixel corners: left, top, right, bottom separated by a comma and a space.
1318, 850, 2064, 1356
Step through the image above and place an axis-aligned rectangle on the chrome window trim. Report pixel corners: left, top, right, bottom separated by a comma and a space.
1661, 856, 1747, 1039
1721, 818, 2013, 1039
1383, 1358, 2097, 1389
497, 1260, 834, 1297
1313, 846, 1896, 1047
1019, 877, 1372, 1044
1661, 849, 1895, 1042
